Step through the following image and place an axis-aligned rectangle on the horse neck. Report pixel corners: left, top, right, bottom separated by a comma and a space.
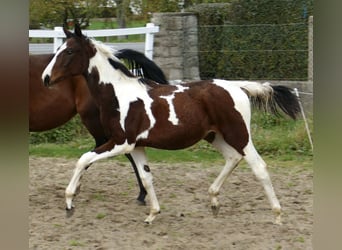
86, 51, 149, 106
87, 52, 133, 85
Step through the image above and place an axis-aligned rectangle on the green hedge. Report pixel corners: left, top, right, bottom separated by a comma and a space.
29, 116, 89, 144
188, 1, 313, 80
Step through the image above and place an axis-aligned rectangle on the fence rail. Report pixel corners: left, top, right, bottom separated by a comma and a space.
29, 23, 159, 59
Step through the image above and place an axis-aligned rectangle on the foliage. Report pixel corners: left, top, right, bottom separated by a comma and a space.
229, 0, 313, 24
188, 0, 313, 80
187, 3, 232, 79
29, 110, 313, 161
29, 0, 117, 29
30, 0, 182, 28
250, 110, 313, 158
185, 0, 234, 5
29, 116, 89, 144
130, 0, 181, 20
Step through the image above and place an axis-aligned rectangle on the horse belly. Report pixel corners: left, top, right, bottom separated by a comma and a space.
136, 117, 210, 150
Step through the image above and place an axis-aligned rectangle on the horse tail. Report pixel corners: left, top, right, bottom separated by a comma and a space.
229, 81, 300, 120
115, 49, 169, 85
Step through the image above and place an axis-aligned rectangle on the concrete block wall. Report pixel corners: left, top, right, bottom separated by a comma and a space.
151, 12, 200, 81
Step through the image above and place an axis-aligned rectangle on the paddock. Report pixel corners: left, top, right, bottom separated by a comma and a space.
29, 156, 312, 249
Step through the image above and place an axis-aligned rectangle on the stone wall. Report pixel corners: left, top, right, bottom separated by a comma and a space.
151, 13, 312, 115
151, 12, 200, 81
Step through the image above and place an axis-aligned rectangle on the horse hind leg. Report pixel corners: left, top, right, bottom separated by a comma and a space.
243, 141, 282, 225
208, 134, 243, 217
130, 147, 160, 224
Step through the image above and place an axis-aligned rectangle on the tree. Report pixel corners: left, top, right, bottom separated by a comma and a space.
130, 0, 180, 20
29, 0, 109, 29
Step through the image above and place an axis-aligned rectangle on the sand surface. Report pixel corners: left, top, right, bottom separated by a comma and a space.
29, 156, 313, 249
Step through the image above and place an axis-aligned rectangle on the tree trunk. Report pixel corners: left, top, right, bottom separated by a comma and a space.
116, 0, 128, 40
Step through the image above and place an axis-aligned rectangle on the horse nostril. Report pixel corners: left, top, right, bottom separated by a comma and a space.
43, 75, 50, 86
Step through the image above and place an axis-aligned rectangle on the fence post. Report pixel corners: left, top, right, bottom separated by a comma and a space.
152, 12, 200, 81
308, 16, 313, 82
145, 23, 155, 60
53, 27, 64, 53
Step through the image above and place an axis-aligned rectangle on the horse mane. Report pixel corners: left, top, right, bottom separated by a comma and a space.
89, 39, 169, 84
89, 38, 116, 59
89, 38, 135, 78
115, 49, 169, 85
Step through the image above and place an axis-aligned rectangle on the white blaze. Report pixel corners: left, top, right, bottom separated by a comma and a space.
41, 43, 67, 81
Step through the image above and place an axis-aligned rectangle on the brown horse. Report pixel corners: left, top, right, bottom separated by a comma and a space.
42, 25, 300, 224
30, 50, 168, 204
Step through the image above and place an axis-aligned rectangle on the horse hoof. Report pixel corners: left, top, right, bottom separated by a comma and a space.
144, 213, 158, 224
211, 204, 220, 217
136, 199, 146, 206
65, 206, 75, 218
274, 215, 282, 225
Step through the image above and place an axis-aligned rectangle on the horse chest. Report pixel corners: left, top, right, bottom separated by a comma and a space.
113, 83, 155, 133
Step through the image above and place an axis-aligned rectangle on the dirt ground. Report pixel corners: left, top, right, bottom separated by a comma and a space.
29, 156, 313, 250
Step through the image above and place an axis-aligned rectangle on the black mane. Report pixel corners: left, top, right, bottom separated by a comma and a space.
115, 49, 169, 85
108, 58, 136, 78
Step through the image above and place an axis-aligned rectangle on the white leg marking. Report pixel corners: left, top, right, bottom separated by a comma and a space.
243, 141, 282, 225
65, 151, 97, 209
65, 142, 135, 210
130, 147, 160, 223
208, 134, 243, 216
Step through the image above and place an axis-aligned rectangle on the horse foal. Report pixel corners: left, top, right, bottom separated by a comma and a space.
42, 25, 300, 225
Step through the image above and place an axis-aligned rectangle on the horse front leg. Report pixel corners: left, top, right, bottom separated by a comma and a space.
65, 151, 98, 215
65, 141, 135, 215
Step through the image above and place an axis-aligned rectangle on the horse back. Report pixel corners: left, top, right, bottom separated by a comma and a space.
135, 80, 249, 151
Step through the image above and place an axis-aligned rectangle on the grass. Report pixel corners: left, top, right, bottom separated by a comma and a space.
69, 240, 84, 247
88, 19, 148, 43
29, 139, 223, 163
29, 111, 313, 168
91, 193, 106, 201
95, 213, 106, 219
88, 19, 147, 30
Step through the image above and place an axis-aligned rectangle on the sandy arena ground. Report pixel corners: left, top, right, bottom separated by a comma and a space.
29, 156, 313, 249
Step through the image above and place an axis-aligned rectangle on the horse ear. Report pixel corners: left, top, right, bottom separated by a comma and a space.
74, 22, 83, 37
63, 25, 73, 38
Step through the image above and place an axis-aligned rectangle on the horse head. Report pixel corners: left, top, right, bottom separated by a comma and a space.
42, 23, 96, 86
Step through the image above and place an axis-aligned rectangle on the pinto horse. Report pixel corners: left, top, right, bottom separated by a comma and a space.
42, 25, 300, 224
30, 49, 168, 204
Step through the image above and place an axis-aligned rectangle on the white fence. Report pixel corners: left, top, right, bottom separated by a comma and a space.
29, 23, 159, 59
